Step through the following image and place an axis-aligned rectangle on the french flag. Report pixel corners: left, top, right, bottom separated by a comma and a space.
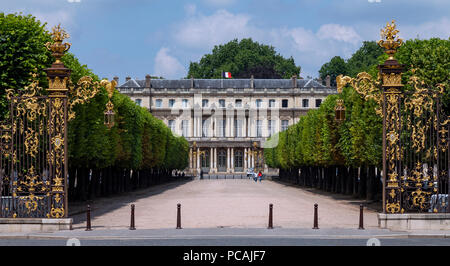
222, 72, 232, 78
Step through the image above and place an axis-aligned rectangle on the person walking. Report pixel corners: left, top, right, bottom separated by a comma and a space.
253, 171, 258, 182
258, 171, 263, 182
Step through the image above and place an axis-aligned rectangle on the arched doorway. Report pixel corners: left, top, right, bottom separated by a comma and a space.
201, 149, 210, 173
218, 149, 227, 172
234, 149, 243, 172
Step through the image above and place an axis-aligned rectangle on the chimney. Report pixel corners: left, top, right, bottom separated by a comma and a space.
317, 77, 323, 85
250, 75, 254, 89
145, 74, 151, 88
113, 76, 119, 85
326, 75, 331, 87
292, 75, 297, 88
190, 75, 194, 88
126, 76, 131, 82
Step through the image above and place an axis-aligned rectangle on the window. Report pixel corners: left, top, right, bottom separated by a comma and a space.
135, 99, 142, 106
201, 150, 210, 168
269, 99, 276, 108
256, 99, 262, 108
202, 119, 210, 137
169, 99, 175, 108
219, 99, 225, 108
235, 99, 242, 107
256, 120, 262, 137
168, 120, 175, 132
281, 120, 289, 131
234, 150, 243, 168
202, 99, 209, 108
182, 99, 188, 108
218, 119, 226, 137
181, 120, 189, 137
155, 99, 162, 108
282, 99, 288, 108
268, 120, 276, 137
218, 149, 227, 170
316, 99, 322, 107
302, 99, 309, 108
234, 119, 242, 137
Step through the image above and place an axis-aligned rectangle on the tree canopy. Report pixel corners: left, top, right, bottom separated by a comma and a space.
1, 12, 189, 173
187, 38, 301, 79
0, 13, 52, 120
271, 37, 449, 171
319, 41, 384, 86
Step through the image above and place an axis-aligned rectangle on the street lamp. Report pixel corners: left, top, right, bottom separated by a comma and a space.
245, 142, 264, 173
101, 79, 117, 129
191, 141, 205, 178
334, 99, 346, 122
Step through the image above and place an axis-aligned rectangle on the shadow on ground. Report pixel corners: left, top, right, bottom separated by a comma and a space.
68, 178, 194, 228
271, 178, 383, 213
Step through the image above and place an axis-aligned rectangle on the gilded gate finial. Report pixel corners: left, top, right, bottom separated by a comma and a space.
45, 24, 71, 64
377, 20, 403, 60
100, 79, 117, 128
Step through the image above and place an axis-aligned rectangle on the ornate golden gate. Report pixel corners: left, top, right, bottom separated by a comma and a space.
0, 25, 101, 218
337, 20, 449, 214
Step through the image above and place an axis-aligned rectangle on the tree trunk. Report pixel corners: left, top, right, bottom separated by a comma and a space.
366, 165, 376, 201
79, 167, 89, 202
345, 167, 352, 195
358, 166, 367, 199
68, 167, 76, 202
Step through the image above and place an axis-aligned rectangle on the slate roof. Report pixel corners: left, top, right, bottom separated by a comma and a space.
118, 78, 328, 89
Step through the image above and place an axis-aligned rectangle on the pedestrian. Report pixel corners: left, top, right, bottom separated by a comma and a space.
253, 172, 257, 182
258, 171, 263, 182
200, 169, 204, 180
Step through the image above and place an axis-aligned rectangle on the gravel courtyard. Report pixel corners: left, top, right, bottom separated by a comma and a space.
70, 179, 379, 230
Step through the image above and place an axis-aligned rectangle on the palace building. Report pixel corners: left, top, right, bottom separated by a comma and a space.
116, 75, 337, 177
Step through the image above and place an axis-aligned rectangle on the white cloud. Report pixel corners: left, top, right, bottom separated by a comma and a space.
400, 17, 450, 40
368, 0, 381, 3
174, 10, 254, 49
203, 0, 236, 6
170, 8, 449, 78
154, 48, 186, 79
317, 24, 362, 44
33, 9, 74, 29
184, 3, 197, 16
172, 9, 363, 77
67, 0, 81, 2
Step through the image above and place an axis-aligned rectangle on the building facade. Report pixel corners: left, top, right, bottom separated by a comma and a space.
117, 75, 337, 176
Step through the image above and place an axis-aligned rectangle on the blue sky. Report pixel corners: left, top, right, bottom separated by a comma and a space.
1, 0, 449, 82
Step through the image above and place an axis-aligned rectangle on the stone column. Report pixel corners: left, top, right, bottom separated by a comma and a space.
197, 148, 200, 173
213, 148, 217, 173
243, 117, 247, 137
189, 148, 193, 170
231, 148, 234, 173
199, 117, 202, 137
244, 148, 247, 170
227, 148, 230, 173
210, 147, 213, 173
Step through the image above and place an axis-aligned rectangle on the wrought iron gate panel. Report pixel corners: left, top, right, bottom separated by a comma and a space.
0, 24, 107, 219
336, 20, 449, 214
0, 124, 12, 217
398, 85, 449, 213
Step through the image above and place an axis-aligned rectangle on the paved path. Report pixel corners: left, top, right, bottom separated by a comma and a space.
70, 179, 379, 230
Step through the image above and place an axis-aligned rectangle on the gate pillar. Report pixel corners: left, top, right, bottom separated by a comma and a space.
43, 24, 72, 218
377, 20, 405, 213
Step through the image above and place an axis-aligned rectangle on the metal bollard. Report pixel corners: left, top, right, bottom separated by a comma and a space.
86, 205, 92, 231
130, 204, 136, 230
359, 204, 364, 230
268, 204, 273, 229
176, 203, 182, 229
313, 203, 319, 229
